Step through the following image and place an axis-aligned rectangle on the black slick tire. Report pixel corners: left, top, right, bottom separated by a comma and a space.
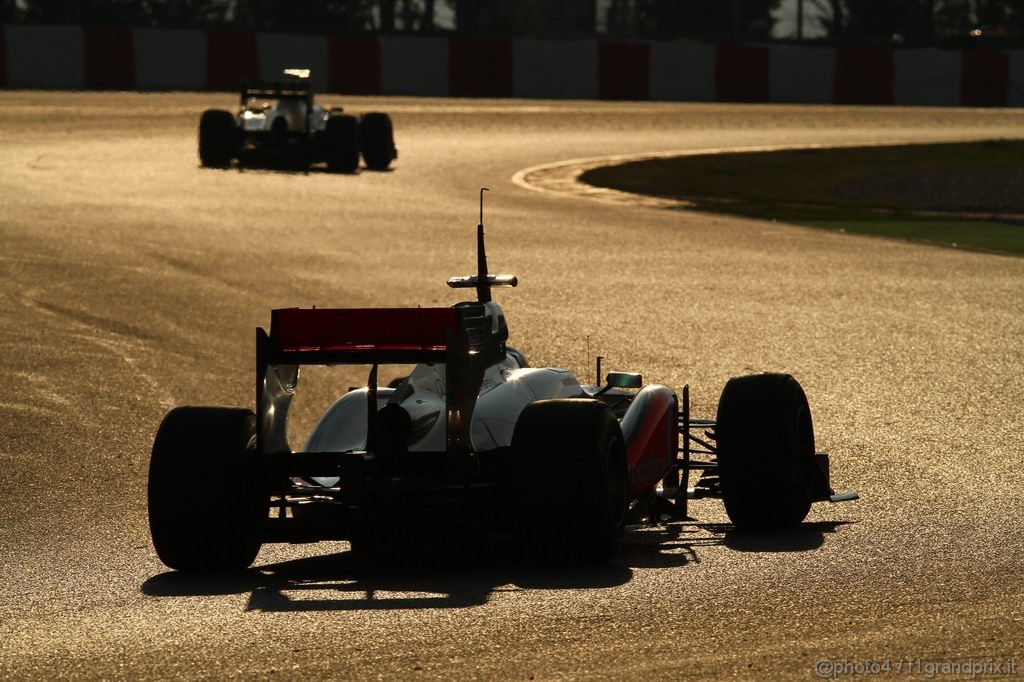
512, 399, 627, 562
198, 109, 236, 168
324, 114, 360, 173
359, 112, 395, 171
148, 406, 265, 571
715, 373, 817, 528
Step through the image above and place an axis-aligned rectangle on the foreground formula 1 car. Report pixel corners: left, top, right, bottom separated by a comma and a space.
198, 69, 397, 173
148, 195, 857, 571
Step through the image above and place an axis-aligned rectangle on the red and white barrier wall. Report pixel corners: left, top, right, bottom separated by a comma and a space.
2, 25, 1022, 106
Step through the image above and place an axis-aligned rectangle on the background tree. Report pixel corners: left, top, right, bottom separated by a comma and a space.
4, 0, 1020, 43
604, 0, 780, 40
809, 0, 1023, 43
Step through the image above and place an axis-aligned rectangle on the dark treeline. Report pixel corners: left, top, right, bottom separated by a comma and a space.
810, 0, 1023, 45
603, 0, 779, 40
1, 0, 1021, 45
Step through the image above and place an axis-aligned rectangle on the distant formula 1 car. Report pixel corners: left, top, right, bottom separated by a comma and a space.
148, 191, 857, 571
198, 68, 397, 173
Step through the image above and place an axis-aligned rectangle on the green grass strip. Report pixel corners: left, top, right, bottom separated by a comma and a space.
580, 140, 1024, 257
791, 219, 1024, 256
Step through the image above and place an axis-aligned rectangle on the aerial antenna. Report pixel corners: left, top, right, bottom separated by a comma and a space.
477, 187, 491, 303
447, 188, 517, 300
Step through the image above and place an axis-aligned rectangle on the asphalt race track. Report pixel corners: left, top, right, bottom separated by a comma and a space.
1, 92, 1023, 680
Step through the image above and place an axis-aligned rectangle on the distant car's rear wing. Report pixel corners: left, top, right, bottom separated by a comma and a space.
240, 77, 313, 104
256, 304, 493, 456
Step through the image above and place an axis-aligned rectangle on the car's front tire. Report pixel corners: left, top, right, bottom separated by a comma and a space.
715, 373, 817, 528
512, 399, 627, 562
148, 406, 265, 571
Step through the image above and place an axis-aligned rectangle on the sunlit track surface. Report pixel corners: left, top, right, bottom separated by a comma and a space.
1, 91, 1023, 680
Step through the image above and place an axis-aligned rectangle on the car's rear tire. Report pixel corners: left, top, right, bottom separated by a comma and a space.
148, 406, 265, 571
324, 114, 360, 173
513, 399, 627, 562
359, 112, 396, 171
715, 373, 817, 528
198, 109, 237, 168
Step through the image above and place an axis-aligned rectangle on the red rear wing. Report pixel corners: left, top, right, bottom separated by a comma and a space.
258, 303, 489, 454
267, 307, 460, 363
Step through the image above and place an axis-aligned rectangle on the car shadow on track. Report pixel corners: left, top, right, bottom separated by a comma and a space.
141, 521, 850, 613
718, 521, 852, 553
142, 541, 632, 612
198, 163, 393, 176
618, 520, 850, 568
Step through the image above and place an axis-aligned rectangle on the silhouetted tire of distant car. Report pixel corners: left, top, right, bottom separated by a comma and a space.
359, 112, 396, 171
324, 114, 361, 173
270, 115, 289, 154
715, 373, 817, 528
198, 109, 237, 168
513, 399, 628, 562
148, 407, 265, 571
